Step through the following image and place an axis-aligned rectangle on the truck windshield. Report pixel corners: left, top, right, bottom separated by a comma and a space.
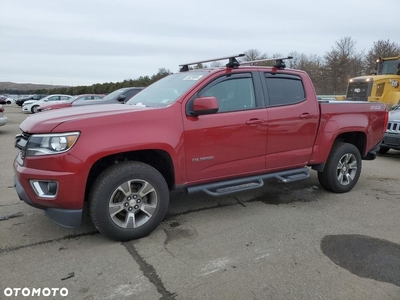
380, 59, 400, 75
126, 71, 208, 107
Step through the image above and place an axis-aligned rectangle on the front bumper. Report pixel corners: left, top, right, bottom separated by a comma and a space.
0, 116, 7, 126
381, 133, 400, 150
22, 106, 31, 113
14, 175, 82, 228
13, 151, 88, 228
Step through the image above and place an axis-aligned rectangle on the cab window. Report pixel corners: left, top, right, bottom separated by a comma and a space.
199, 76, 255, 113
264, 74, 305, 106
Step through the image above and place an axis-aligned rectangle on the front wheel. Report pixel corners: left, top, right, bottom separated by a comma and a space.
318, 142, 362, 193
31, 105, 39, 113
89, 161, 169, 241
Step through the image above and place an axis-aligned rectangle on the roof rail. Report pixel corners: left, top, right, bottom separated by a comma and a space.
241, 56, 293, 69
179, 54, 245, 72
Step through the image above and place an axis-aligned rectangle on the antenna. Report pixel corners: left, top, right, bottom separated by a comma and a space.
241, 56, 293, 69
179, 54, 245, 72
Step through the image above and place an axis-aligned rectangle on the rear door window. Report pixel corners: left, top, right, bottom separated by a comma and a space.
264, 74, 305, 106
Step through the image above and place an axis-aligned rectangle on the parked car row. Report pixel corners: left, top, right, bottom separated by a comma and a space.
37, 94, 105, 112
22, 94, 72, 113
0, 95, 15, 105
16, 94, 48, 106
20, 87, 144, 114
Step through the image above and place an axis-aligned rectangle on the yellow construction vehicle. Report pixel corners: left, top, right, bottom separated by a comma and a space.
345, 56, 400, 108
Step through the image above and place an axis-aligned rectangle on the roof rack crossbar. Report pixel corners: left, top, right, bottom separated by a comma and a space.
240, 56, 293, 69
179, 54, 245, 72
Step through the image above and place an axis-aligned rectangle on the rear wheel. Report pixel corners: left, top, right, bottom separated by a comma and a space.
89, 161, 169, 241
318, 142, 361, 193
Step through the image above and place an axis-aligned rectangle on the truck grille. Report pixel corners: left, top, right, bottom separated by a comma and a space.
347, 81, 369, 101
387, 121, 400, 133
15, 132, 30, 163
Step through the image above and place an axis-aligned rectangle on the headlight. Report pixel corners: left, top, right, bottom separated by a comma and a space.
26, 132, 80, 156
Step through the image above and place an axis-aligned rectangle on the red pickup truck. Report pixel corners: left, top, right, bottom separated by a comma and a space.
14, 55, 388, 241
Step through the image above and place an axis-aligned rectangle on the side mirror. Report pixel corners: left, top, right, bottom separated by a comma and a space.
190, 96, 219, 116
117, 95, 126, 102
43, 99, 48, 102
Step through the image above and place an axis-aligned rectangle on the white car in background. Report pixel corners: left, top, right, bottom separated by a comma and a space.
22, 94, 72, 113
5, 97, 16, 105
0, 105, 8, 126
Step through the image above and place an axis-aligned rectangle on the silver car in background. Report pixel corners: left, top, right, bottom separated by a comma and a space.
379, 106, 400, 153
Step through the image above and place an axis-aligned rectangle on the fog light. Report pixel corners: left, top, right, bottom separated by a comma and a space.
30, 180, 58, 198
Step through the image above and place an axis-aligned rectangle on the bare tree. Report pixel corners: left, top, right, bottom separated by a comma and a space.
288, 52, 325, 94
323, 37, 363, 94
364, 40, 400, 73
242, 49, 267, 61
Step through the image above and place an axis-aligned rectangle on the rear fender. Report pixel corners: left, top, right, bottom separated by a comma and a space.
309, 113, 370, 164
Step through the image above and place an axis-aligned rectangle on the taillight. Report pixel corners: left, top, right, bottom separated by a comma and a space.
383, 110, 389, 133
0, 106, 4, 112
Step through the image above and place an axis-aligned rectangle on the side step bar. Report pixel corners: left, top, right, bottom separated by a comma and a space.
187, 167, 310, 196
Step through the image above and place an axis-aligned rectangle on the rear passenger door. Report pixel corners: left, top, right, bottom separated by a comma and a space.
262, 73, 319, 170
183, 72, 268, 182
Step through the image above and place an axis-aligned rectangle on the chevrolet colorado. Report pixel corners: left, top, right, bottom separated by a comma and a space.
14, 55, 389, 241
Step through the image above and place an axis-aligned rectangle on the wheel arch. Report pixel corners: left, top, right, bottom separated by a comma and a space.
333, 131, 366, 156
85, 149, 175, 201
311, 131, 366, 172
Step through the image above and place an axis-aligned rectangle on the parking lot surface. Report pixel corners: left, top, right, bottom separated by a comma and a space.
1, 105, 399, 300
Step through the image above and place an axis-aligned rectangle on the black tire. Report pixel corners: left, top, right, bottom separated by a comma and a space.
89, 161, 169, 241
317, 142, 362, 193
31, 105, 39, 113
379, 146, 390, 154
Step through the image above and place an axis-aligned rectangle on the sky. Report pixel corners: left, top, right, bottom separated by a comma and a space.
1, 0, 399, 87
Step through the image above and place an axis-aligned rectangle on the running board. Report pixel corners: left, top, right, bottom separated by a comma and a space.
187, 167, 310, 196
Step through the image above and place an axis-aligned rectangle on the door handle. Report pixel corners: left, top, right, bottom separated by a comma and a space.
299, 113, 316, 119
246, 118, 264, 125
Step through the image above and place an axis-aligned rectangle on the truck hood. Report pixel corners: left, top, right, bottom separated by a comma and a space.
39, 102, 70, 109
389, 109, 400, 121
352, 74, 399, 81
20, 104, 151, 133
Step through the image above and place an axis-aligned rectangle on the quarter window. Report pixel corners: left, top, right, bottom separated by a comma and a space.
265, 75, 305, 106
